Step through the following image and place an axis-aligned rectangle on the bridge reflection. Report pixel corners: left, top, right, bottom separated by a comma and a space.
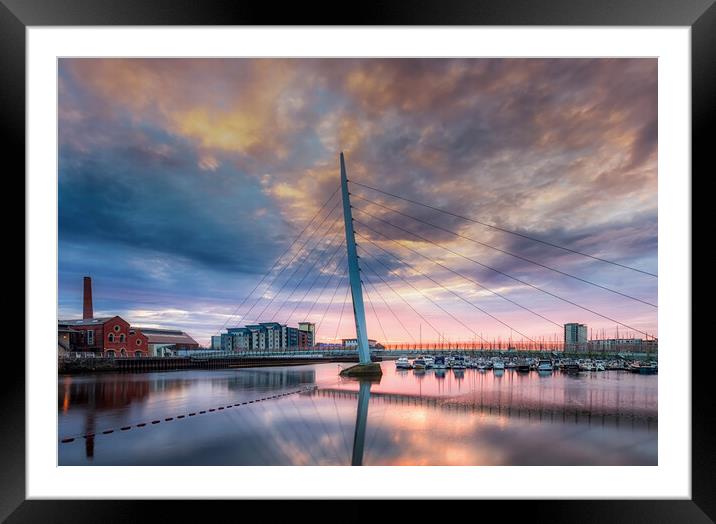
310, 387, 657, 432
340, 377, 381, 466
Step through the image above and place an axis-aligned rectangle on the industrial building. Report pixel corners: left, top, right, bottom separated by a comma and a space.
134, 327, 200, 357
58, 276, 198, 358
59, 316, 150, 358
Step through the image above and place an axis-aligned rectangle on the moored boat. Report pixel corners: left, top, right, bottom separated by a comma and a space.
413, 356, 427, 369
537, 359, 553, 372
451, 355, 467, 369
395, 356, 412, 369
516, 358, 531, 372
433, 355, 447, 369
578, 359, 594, 372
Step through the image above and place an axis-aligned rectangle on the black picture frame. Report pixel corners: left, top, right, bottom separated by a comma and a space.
3, 0, 710, 521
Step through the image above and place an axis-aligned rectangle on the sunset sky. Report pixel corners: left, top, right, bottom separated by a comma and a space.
58, 58, 657, 346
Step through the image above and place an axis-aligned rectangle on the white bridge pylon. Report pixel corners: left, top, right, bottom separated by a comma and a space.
340, 152, 371, 365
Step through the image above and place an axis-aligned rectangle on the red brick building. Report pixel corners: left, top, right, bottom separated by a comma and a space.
59, 316, 149, 357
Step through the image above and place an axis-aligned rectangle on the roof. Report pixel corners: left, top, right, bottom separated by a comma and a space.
144, 332, 199, 346
58, 317, 114, 326
136, 327, 185, 336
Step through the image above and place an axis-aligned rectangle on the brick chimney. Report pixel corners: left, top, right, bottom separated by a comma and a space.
83, 276, 93, 319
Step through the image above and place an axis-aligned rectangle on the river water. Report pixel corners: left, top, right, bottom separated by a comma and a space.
58, 361, 657, 466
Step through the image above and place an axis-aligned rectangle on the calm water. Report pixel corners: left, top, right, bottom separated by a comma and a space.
58, 362, 657, 465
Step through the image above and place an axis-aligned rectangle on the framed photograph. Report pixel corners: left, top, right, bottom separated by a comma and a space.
6, 0, 710, 521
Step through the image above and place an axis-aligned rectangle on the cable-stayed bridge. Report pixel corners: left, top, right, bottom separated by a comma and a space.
59, 155, 659, 466
216, 153, 657, 363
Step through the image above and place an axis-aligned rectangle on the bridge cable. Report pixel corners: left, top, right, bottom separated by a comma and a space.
217, 185, 340, 334
317, 273, 349, 341
349, 180, 657, 278
355, 223, 562, 330
251, 210, 342, 323
332, 285, 352, 343
302, 252, 348, 322
282, 238, 347, 326
352, 194, 656, 308
264, 220, 344, 322
240, 199, 342, 324
354, 208, 653, 339
362, 277, 389, 344
361, 270, 417, 343
359, 257, 444, 340
260, 216, 344, 323
359, 257, 485, 342
357, 240, 529, 343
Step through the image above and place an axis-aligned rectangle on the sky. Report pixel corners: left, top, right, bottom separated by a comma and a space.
58, 58, 658, 346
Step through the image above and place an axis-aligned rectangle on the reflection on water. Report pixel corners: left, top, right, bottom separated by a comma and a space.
59, 362, 657, 466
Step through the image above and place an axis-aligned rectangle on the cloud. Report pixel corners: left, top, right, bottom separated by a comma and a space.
58, 58, 658, 344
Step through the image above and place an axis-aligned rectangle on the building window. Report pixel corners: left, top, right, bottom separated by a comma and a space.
120, 348, 126, 356
108, 333, 115, 342
135, 351, 142, 357
106, 350, 116, 358
120, 334, 126, 342
136, 339, 142, 346
87, 330, 94, 345
114, 325, 121, 332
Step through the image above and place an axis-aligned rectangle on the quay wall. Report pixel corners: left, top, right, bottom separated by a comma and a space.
58, 354, 363, 374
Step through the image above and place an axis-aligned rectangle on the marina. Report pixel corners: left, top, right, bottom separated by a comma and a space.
58, 360, 657, 466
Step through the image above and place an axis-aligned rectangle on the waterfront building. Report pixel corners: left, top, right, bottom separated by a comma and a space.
211, 335, 222, 350
589, 338, 658, 354
59, 316, 150, 357
220, 321, 316, 351
135, 327, 200, 357
286, 326, 300, 349
342, 338, 381, 349
58, 327, 72, 357
298, 322, 316, 347
564, 323, 588, 352
58, 276, 200, 358
227, 327, 252, 351
220, 332, 234, 352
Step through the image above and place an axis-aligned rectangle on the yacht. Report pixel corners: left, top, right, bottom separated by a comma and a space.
537, 359, 553, 372
451, 355, 467, 369
516, 358, 531, 372
433, 355, 447, 369
579, 360, 594, 372
423, 356, 435, 369
629, 361, 658, 374
594, 360, 606, 372
413, 356, 427, 369
505, 360, 517, 370
492, 359, 505, 371
561, 359, 580, 373
395, 356, 411, 369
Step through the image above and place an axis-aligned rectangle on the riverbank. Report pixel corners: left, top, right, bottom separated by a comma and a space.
58, 355, 364, 374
